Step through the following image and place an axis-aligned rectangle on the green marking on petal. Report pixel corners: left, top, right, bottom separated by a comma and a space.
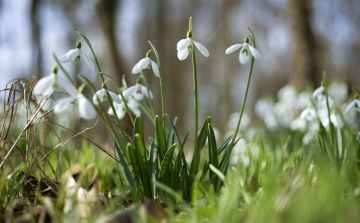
241, 49, 249, 56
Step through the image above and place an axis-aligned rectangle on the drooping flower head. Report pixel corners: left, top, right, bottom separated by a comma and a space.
60, 41, 95, 71
132, 50, 160, 77
226, 36, 261, 65
108, 98, 141, 120
122, 78, 153, 101
54, 83, 96, 120
176, 19, 209, 60
93, 83, 121, 105
346, 93, 360, 113
33, 65, 59, 97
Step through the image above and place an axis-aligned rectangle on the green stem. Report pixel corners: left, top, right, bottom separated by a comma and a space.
323, 72, 334, 147
140, 71, 156, 117
220, 27, 256, 172
52, 53, 77, 87
192, 49, 199, 152
148, 41, 165, 118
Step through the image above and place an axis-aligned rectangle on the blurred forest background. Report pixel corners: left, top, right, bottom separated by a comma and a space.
1, 0, 360, 140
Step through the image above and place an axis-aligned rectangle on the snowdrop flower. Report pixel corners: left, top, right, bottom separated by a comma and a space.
346, 95, 360, 113
312, 86, 332, 101
33, 66, 59, 97
54, 84, 96, 120
122, 79, 153, 101
108, 98, 140, 120
93, 87, 121, 105
290, 118, 307, 131
176, 29, 209, 60
300, 106, 317, 121
321, 112, 343, 128
132, 51, 160, 77
60, 41, 95, 71
226, 36, 261, 65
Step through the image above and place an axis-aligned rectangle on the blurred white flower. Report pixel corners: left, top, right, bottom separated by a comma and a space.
227, 112, 250, 131
297, 92, 311, 110
302, 122, 320, 144
277, 85, 298, 106
321, 113, 343, 128
264, 114, 279, 132
255, 98, 274, 119
300, 107, 317, 121
177, 37, 209, 60
54, 89, 96, 120
108, 98, 140, 120
122, 83, 153, 101
93, 88, 121, 105
60, 42, 95, 71
290, 118, 307, 131
346, 99, 360, 113
329, 82, 348, 104
132, 56, 160, 77
274, 101, 294, 126
33, 72, 58, 97
312, 86, 332, 101
226, 39, 261, 65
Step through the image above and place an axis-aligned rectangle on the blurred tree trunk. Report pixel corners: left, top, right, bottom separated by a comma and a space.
30, 0, 42, 79
288, 0, 319, 89
95, 0, 123, 82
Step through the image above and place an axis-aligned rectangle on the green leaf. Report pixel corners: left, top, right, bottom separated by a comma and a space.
134, 134, 152, 198
158, 143, 177, 183
208, 124, 219, 188
148, 137, 158, 199
198, 117, 211, 151
134, 116, 146, 147
166, 117, 177, 149
189, 117, 211, 182
155, 115, 167, 161
114, 140, 138, 202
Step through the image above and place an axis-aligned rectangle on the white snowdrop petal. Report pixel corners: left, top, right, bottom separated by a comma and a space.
122, 86, 137, 99
60, 54, 72, 63
138, 58, 150, 69
109, 91, 122, 104
225, 44, 243, 54
60, 78, 78, 97
116, 108, 126, 120
66, 49, 80, 59
346, 100, 356, 113
93, 89, 107, 105
141, 85, 153, 99
133, 92, 144, 101
78, 94, 96, 119
249, 45, 262, 61
313, 87, 324, 98
177, 39, 191, 50
81, 51, 95, 71
54, 97, 76, 113
151, 60, 160, 77
33, 75, 53, 96
177, 50, 189, 60
193, 40, 209, 57
132, 61, 142, 74
239, 47, 250, 64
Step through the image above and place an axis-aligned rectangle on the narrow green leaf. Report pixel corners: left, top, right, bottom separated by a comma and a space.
114, 140, 138, 202
77, 74, 96, 93
148, 137, 158, 199
155, 115, 167, 161
158, 143, 177, 182
208, 124, 219, 188
198, 117, 211, 151
134, 134, 152, 198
